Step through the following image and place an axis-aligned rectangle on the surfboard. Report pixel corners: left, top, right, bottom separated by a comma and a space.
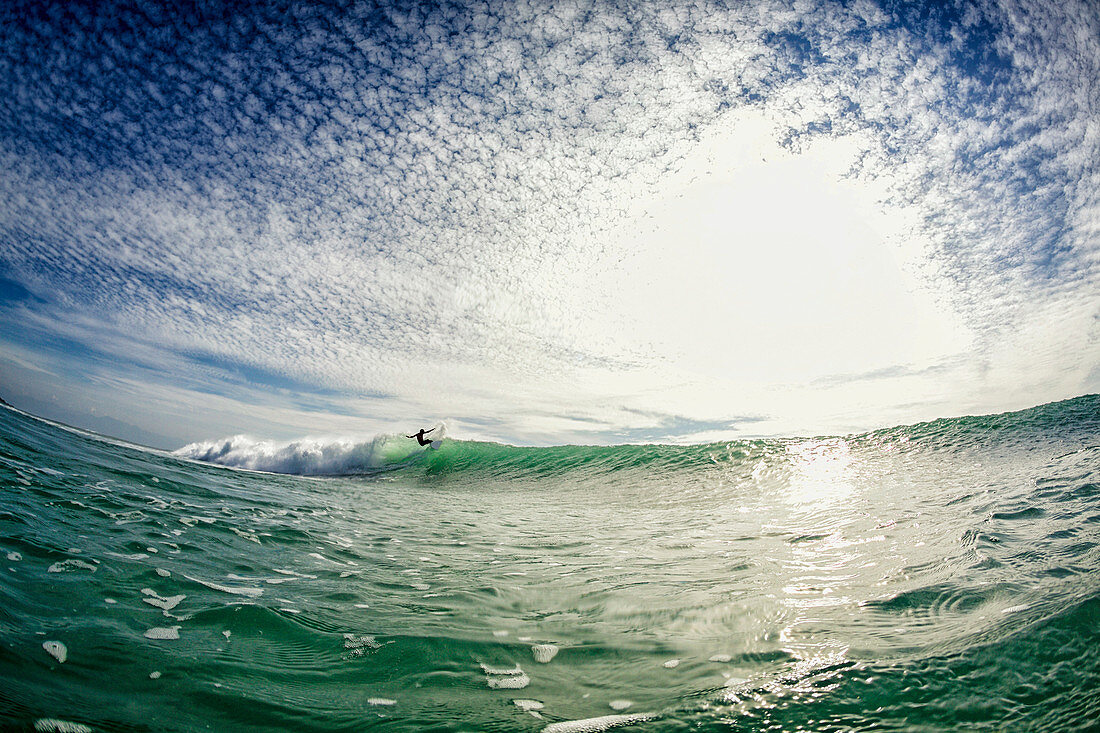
429, 440, 442, 450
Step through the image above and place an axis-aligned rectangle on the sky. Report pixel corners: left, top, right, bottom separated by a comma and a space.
1, 0, 1098, 450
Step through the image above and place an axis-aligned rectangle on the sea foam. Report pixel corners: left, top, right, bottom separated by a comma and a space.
174, 428, 444, 476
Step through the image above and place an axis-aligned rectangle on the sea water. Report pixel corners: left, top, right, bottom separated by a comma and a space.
1, 396, 1098, 731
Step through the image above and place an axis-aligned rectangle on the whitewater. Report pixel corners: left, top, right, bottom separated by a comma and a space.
1, 396, 1098, 731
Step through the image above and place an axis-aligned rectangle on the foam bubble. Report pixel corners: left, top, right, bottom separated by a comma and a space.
515, 699, 545, 718
273, 568, 318, 580
542, 713, 657, 733
609, 700, 633, 711
42, 640, 67, 663
532, 644, 559, 663
514, 699, 545, 712
231, 527, 261, 544
480, 663, 524, 676
144, 626, 181, 640
141, 589, 185, 610
113, 510, 146, 525
662, 659, 680, 668
344, 633, 381, 657
709, 653, 732, 663
481, 661, 530, 689
6, 551, 21, 561
149, 671, 161, 679
183, 574, 263, 597
105, 552, 148, 561
487, 672, 530, 689
156, 568, 171, 577
309, 552, 343, 565
33, 719, 92, 733
48, 559, 97, 573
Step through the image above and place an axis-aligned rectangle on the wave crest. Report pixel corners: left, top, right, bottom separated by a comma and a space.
174, 428, 442, 475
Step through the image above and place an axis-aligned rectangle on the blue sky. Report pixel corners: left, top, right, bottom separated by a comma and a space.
1, 0, 1098, 449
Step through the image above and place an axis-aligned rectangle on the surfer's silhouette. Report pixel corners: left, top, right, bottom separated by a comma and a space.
407, 427, 435, 446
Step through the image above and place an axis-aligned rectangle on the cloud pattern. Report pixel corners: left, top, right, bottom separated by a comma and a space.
0, 0, 1097, 444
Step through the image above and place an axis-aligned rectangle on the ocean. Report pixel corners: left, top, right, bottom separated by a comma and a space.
1, 396, 1098, 732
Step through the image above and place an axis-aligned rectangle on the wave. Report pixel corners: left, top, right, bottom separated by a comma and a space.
173, 428, 444, 476
173, 395, 1099, 478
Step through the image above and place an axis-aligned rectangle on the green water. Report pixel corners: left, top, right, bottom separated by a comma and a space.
1, 397, 1098, 731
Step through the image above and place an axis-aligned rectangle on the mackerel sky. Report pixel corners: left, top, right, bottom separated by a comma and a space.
1, 0, 1098, 449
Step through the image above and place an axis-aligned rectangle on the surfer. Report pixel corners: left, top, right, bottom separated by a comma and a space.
407, 427, 435, 446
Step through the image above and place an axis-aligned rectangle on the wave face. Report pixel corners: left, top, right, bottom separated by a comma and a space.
2, 395, 1099, 732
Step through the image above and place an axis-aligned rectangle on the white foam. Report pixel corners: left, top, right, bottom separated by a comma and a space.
48, 559, 97, 573
156, 568, 171, 577
309, 552, 344, 565
709, 653, 732, 663
144, 626, 181, 640
542, 713, 657, 733
141, 589, 185, 610
344, 633, 381, 657
149, 671, 161, 679
273, 568, 317, 578
532, 644, 559, 663
183, 574, 263, 597
480, 663, 524, 676
33, 719, 92, 733
231, 527, 261, 544
487, 672, 530, 689
662, 659, 680, 668
222, 630, 231, 640
481, 660, 530, 689
174, 431, 439, 476
514, 699, 545, 712
609, 700, 633, 711
515, 699, 545, 718
1002, 604, 1030, 614
42, 641, 67, 663
105, 552, 148, 561
367, 698, 396, 706
7, 551, 21, 561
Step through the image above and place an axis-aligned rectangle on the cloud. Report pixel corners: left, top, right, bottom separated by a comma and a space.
0, 0, 1096, 444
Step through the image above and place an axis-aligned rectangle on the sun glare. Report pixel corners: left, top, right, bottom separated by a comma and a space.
565, 110, 974, 436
